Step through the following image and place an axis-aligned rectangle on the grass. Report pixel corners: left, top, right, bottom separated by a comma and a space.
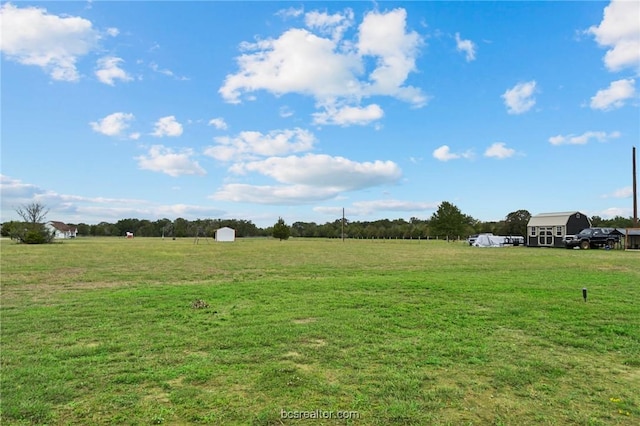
1, 237, 639, 425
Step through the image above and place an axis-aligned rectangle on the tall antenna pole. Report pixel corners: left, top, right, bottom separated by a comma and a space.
633, 146, 638, 227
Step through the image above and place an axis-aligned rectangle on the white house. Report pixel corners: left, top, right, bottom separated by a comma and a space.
47, 221, 78, 239
215, 227, 235, 242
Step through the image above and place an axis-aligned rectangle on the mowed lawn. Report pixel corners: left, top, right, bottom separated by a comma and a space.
1, 237, 638, 425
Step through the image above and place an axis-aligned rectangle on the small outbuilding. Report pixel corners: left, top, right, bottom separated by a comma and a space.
215, 227, 235, 242
624, 228, 640, 250
526, 211, 591, 248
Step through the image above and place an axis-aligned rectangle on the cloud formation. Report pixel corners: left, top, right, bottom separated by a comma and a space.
205, 128, 316, 161
590, 78, 636, 110
152, 116, 183, 137
455, 33, 477, 62
548, 130, 621, 145
588, 0, 640, 73
0, 3, 100, 81
208, 117, 228, 130
432, 145, 473, 162
136, 145, 205, 177
312, 104, 384, 126
484, 142, 515, 159
601, 186, 632, 199
502, 81, 537, 114
219, 8, 426, 126
212, 154, 402, 205
95, 56, 133, 86
90, 112, 135, 137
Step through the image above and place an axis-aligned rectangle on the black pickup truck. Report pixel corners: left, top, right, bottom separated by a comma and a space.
564, 228, 619, 249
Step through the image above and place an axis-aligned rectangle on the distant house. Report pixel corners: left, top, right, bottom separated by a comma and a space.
215, 227, 235, 242
47, 221, 78, 239
526, 211, 591, 248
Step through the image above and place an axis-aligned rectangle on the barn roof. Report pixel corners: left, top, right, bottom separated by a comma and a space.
527, 211, 587, 227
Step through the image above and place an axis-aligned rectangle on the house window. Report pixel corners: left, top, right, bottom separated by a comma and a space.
556, 226, 564, 236
530, 227, 536, 236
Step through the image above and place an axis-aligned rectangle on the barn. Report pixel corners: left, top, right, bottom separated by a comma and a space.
526, 211, 591, 248
215, 227, 235, 242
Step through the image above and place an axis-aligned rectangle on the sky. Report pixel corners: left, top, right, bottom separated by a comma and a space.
1, 1, 639, 228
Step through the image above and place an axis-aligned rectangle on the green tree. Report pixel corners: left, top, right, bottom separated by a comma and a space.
429, 201, 472, 238
272, 217, 290, 240
501, 209, 531, 236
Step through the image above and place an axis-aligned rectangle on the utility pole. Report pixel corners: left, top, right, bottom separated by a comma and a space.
633, 146, 638, 227
342, 208, 345, 242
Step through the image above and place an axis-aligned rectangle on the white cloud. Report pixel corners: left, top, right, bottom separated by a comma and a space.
351, 199, 439, 214
219, 8, 426, 123
548, 130, 621, 145
95, 56, 133, 86
90, 112, 135, 137
455, 32, 476, 62
276, 7, 304, 19
590, 78, 636, 110
588, 0, 640, 73
602, 186, 633, 199
204, 128, 316, 161
152, 116, 183, 137
211, 183, 339, 205
136, 145, 206, 177
312, 104, 384, 126
106, 27, 119, 37
0, 174, 226, 222
230, 154, 402, 191
502, 81, 537, 114
305, 8, 354, 41
357, 9, 425, 104
208, 118, 228, 130
432, 145, 473, 162
597, 206, 633, 219
149, 62, 189, 80
484, 142, 515, 159
0, 3, 99, 81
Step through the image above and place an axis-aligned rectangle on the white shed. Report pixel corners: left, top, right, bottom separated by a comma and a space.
215, 227, 235, 242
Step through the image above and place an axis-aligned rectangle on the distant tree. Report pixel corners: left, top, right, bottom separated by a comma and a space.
272, 217, 291, 240
429, 201, 472, 238
13, 202, 54, 244
16, 202, 49, 224
501, 209, 531, 236
75, 223, 91, 236
590, 215, 604, 226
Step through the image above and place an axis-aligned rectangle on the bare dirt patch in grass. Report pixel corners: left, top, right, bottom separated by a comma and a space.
292, 317, 317, 324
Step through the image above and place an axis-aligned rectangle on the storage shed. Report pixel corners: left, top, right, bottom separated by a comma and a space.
625, 228, 640, 250
215, 227, 235, 242
526, 211, 591, 248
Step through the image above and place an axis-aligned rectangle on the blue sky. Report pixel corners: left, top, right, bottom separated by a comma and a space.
1, 1, 639, 227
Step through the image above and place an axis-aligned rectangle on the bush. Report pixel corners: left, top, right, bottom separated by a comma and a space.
14, 225, 55, 244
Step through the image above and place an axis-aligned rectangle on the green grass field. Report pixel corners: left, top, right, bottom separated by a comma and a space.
1, 237, 638, 425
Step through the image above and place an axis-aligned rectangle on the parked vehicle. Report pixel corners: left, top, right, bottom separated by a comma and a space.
467, 233, 495, 245
564, 228, 619, 249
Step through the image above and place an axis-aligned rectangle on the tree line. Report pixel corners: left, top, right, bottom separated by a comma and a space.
1, 201, 636, 243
